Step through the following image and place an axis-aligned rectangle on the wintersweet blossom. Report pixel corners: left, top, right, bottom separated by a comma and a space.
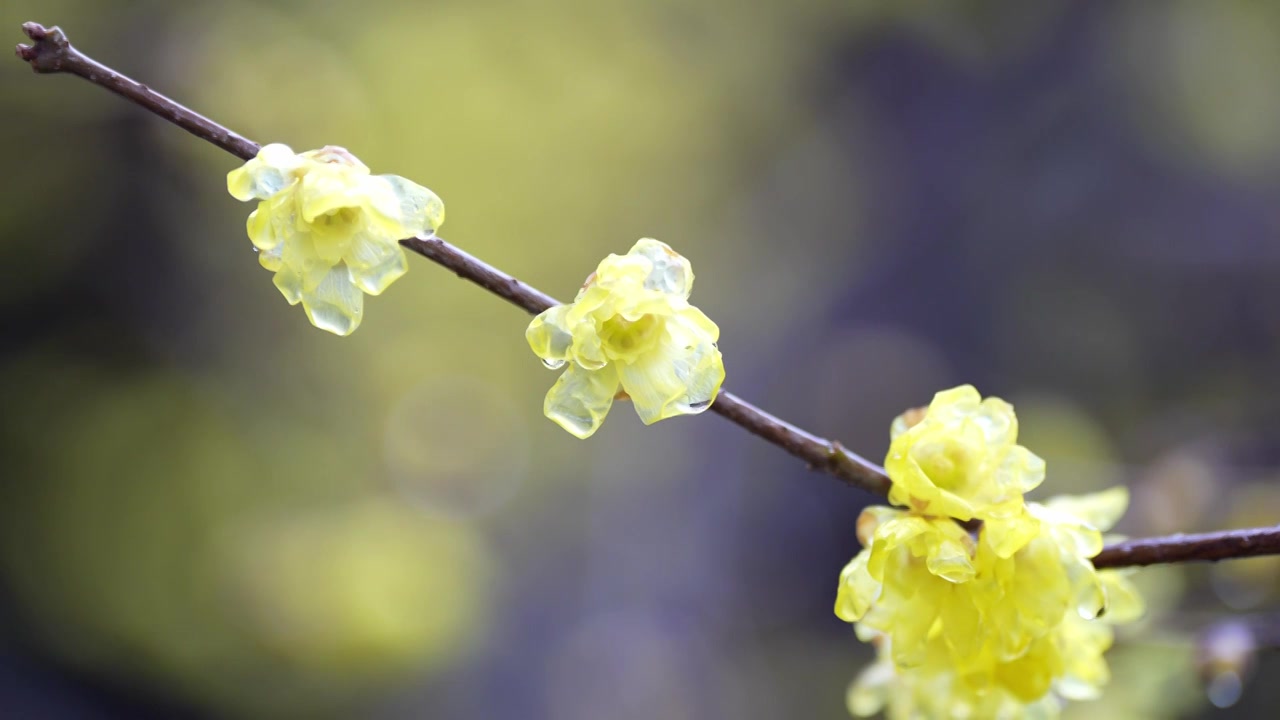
227, 143, 444, 335
836, 390, 1142, 717
836, 436, 1144, 720
526, 239, 725, 438
886, 385, 1046, 557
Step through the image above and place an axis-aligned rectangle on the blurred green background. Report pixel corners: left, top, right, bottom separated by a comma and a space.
3, 0, 1280, 717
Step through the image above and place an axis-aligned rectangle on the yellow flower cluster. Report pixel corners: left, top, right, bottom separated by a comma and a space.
836, 386, 1144, 719
526, 239, 725, 438
228, 144, 445, 335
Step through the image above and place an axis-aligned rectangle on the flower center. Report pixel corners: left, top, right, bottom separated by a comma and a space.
311, 206, 361, 235
913, 439, 975, 495
599, 313, 661, 359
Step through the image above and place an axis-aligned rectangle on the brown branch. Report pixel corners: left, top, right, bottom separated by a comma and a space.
400, 236, 561, 315
16, 20, 895, 499
1092, 525, 1280, 569
15, 20, 1279, 569
708, 393, 894, 495
403, 238, 894, 496
15, 22, 259, 160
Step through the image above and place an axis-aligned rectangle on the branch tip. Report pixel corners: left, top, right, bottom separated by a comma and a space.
16, 22, 71, 73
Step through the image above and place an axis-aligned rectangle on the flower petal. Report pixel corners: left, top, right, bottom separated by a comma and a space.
281, 233, 333, 293
299, 265, 364, 336
836, 551, 881, 622
227, 143, 302, 201
367, 174, 447, 237
1098, 570, 1145, 623
630, 238, 693, 297
272, 265, 304, 305
344, 230, 409, 295
297, 167, 363, 223
544, 364, 619, 439
258, 243, 284, 272
526, 305, 575, 366
246, 192, 296, 251
617, 322, 724, 424
1045, 486, 1130, 532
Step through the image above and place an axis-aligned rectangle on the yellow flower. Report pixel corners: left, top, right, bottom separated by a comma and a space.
836, 487, 1144, 719
836, 507, 980, 668
886, 385, 1045, 557
227, 143, 444, 335
526, 239, 725, 438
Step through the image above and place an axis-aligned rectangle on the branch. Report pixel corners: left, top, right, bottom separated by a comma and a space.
15, 22, 259, 161
1092, 525, 1280, 569
398, 236, 894, 495
14, 21, 1275, 568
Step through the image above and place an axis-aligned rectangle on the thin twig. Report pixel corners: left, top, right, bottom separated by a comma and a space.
15, 20, 1277, 568
16, 21, 894, 499
399, 237, 893, 494
15, 23, 258, 160
1093, 525, 1280, 569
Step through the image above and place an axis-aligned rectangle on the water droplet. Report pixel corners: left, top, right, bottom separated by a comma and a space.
542, 358, 567, 370
251, 246, 259, 253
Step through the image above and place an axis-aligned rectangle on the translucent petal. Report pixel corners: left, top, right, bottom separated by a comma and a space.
367, 174, 446, 237
571, 324, 608, 370
309, 223, 354, 263
995, 638, 1057, 703
281, 233, 333, 293
836, 552, 881, 622
344, 231, 409, 295
591, 253, 652, 294
258, 243, 284, 272
543, 364, 619, 439
1072, 563, 1107, 621
868, 516, 928, 580
629, 238, 693, 297
347, 250, 407, 296
246, 192, 295, 251
857, 506, 905, 546
299, 265, 364, 336
676, 306, 719, 343
984, 511, 1041, 559
617, 325, 724, 425
1010, 539, 1072, 635
939, 584, 982, 655
272, 265, 304, 305
1045, 487, 1130, 532
1098, 571, 1145, 623
996, 444, 1046, 494
297, 167, 363, 223
526, 305, 575, 363
927, 535, 976, 583
890, 604, 937, 668
928, 385, 982, 422
227, 143, 301, 201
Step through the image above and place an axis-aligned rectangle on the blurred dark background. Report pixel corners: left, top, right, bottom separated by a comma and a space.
4, 0, 1280, 717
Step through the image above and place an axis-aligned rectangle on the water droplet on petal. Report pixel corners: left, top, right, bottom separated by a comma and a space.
542, 358, 567, 370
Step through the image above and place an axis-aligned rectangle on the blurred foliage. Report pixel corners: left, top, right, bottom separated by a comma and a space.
3, 0, 1280, 718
